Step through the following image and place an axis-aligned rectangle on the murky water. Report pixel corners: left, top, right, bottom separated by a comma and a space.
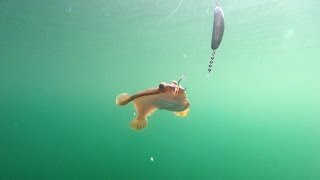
1, 0, 320, 179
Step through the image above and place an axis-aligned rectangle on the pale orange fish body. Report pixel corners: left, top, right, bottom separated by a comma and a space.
116, 79, 190, 131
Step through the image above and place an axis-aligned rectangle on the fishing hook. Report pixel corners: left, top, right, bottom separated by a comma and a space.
177, 73, 186, 86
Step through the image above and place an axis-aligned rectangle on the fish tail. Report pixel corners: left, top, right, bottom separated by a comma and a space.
116, 93, 130, 106
130, 118, 148, 131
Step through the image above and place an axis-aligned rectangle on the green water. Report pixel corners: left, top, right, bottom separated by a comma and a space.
1, 0, 320, 179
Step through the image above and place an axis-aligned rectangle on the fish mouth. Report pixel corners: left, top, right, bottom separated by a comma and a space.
184, 100, 190, 108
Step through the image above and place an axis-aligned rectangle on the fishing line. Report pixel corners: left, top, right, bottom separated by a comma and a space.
157, 0, 183, 26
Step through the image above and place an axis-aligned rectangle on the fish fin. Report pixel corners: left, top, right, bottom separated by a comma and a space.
130, 118, 148, 131
116, 93, 130, 106
174, 108, 190, 117
146, 107, 158, 117
132, 97, 158, 118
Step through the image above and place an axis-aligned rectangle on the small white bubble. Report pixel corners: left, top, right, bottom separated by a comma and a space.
284, 28, 295, 39
150, 157, 154, 162
68, 8, 71, 11
133, 112, 136, 116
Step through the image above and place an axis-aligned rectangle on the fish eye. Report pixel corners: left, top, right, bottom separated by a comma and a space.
159, 82, 166, 89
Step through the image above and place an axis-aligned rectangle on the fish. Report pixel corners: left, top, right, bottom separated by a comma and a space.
115, 76, 190, 131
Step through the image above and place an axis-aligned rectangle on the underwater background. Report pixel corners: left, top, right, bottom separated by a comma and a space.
1, 0, 320, 179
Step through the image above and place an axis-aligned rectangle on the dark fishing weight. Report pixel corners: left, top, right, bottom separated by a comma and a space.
208, 0, 225, 74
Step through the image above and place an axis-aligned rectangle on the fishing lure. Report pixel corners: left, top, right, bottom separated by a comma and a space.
208, 0, 225, 74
